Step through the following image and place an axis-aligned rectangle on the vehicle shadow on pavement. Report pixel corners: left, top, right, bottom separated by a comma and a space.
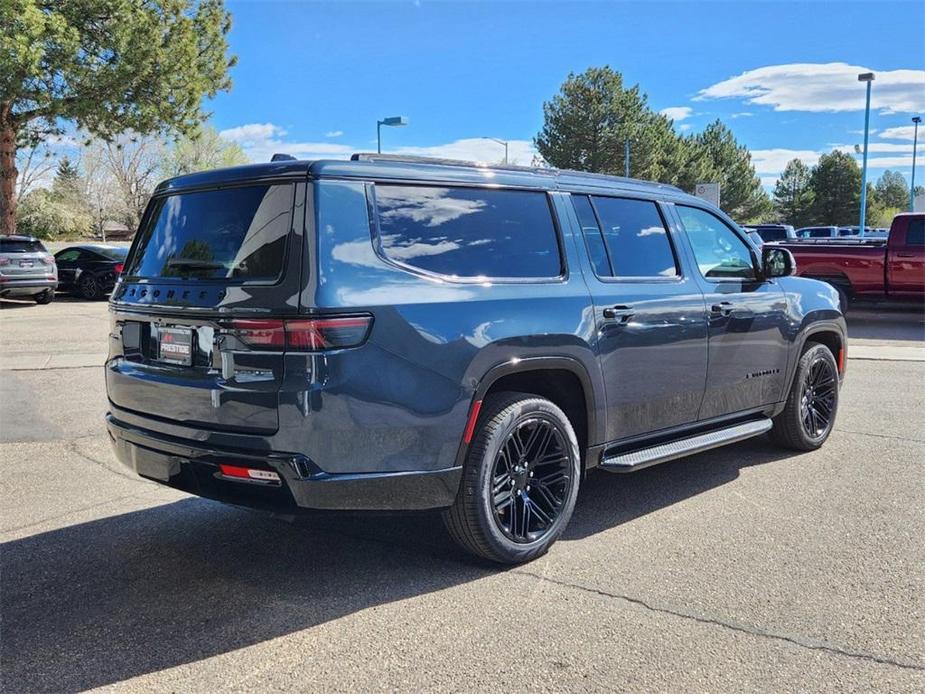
1, 436, 794, 692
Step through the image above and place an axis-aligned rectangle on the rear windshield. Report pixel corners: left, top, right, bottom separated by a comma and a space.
0, 238, 46, 253
125, 184, 293, 281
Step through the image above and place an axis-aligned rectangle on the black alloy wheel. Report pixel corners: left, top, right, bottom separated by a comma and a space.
77, 274, 101, 300
491, 417, 572, 544
769, 342, 839, 451
443, 392, 581, 564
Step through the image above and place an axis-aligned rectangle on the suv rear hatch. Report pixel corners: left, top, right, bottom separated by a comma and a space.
0, 237, 56, 282
106, 182, 305, 434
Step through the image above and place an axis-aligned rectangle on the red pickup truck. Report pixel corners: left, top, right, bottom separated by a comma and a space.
781, 212, 924, 306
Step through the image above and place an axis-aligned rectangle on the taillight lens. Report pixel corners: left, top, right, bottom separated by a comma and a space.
114, 263, 124, 275
228, 315, 371, 351
39, 254, 54, 265
0, 257, 10, 266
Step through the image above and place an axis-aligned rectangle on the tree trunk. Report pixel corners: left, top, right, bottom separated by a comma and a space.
0, 106, 18, 235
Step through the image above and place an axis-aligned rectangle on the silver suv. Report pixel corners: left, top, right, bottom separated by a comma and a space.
0, 236, 58, 304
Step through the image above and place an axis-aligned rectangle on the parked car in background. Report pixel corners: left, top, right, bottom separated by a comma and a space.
782, 213, 925, 309
105, 154, 847, 564
742, 224, 795, 242
55, 245, 128, 300
0, 235, 57, 304
796, 226, 840, 239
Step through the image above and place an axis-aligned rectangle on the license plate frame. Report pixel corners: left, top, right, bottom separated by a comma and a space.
157, 326, 194, 366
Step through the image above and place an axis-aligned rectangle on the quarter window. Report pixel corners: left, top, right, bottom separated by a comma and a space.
677, 206, 757, 280
374, 185, 561, 279
587, 196, 678, 278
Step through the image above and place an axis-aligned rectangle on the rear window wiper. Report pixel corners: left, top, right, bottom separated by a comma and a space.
165, 258, 226, 271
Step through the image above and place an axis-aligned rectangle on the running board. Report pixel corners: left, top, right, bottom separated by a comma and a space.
599, 418, 773, 473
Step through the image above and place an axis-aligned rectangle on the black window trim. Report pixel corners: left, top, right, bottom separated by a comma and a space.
367, 181, 568, 285
675, 203, 761, 284
570, 192, 685, 284
122, 181, 296, 286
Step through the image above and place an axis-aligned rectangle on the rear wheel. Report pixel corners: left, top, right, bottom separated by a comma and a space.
77, 274, 101, 300
34, 289, 54, 304
769, 343, 839, 451
443, 392, 581, 564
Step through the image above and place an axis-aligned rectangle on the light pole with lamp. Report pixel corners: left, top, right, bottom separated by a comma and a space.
858, 72, 875, 233
377, 116, 408, 153
482, 137, 509, 164
911, 116, 921, 211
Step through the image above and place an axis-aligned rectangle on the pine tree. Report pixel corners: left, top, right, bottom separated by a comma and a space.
773, 159, 814, 227
808, 151, 861, 225
874, 170, 910, 210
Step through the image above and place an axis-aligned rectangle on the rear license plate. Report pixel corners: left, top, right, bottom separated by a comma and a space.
158, 327, 193, 366
19, 260, 34, 267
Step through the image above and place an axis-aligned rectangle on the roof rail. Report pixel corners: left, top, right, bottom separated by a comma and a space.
348, 152, 685, 193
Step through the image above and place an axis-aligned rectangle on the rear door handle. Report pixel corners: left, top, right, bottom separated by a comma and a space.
602, 304, 635, 322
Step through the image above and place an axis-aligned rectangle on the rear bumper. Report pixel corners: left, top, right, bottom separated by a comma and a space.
106, 413, 462, 511
0, 279, 57, 295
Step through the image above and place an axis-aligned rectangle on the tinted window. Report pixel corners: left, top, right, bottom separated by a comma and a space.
811, 229, 832, 238
677, 206, 757, 280
126, 184, 292, 281
590, 196, 678, 277
0, 238, 46, 253
93, 246, 129, 261
374, 185, 561, 279
571, 195, 611, 276
759, 228, 787, 242
906, 218, 924, 246
55, 249, 80, 262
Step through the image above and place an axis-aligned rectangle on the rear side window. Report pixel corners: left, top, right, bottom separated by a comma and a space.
373, 185, 561, 279
0, 238, 46, 253
126, 184, 293, 281
905, 218, 924, 246
581, 196, 678, 278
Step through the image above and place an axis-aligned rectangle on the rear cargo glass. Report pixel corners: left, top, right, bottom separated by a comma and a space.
0, 238, 46, 253
125, 184, 293, 281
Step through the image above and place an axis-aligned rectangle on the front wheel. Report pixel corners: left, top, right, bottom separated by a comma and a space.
443, 392, 581, 564
769, 343, 839, 451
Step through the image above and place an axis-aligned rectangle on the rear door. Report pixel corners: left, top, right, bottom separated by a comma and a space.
571, 194, 708, 442
107, 182, 304, 434
671, 204, 790, 420
886, 216, 925, 296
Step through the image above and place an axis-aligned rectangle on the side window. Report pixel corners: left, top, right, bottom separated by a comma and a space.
590, 196, 678, 278
571, 195, 611, 276
905, 218, 924, 246
676, 206, 757, 280
56, 250, 80, 262
374, 185, 562, 279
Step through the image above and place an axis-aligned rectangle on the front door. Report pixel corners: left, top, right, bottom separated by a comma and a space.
887, 215, 925, 296
671, 204, 790, 420
570, 194, 709, 442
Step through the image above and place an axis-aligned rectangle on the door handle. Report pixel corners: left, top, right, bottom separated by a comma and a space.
710, 301, 734, 317
602, 304, 635, 322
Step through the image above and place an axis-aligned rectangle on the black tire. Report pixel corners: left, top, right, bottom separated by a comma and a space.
769, 342, 839, 451
34, 289, 54, 304
443, 392, 581, 564
77, 273, 101, 300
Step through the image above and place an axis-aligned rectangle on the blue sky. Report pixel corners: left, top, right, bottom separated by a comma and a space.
193, 1, 923, 185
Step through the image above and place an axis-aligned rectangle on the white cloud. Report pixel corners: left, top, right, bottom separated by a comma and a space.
390, 138, 538, 166
730, 112, 753, 119
750, 148, 822, 175
696, 63, 925, 114
659, 106, 692, 122
219, 123, 286, 142
878, 125, 919, 141
678, 124, 692, 132
833, 142, 924, 154
325, 130, 344, 138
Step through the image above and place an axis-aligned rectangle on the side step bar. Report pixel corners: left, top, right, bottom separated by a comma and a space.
600, 418, 773, 473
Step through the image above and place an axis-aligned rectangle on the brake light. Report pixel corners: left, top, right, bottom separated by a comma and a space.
39, 254, 54, 265
219, 464, 281, 483
0, 257, 9, 266
114, 263, 124, 275
228, 315, 371, 351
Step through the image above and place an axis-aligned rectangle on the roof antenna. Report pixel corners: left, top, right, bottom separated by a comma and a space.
271, 153, 296, 162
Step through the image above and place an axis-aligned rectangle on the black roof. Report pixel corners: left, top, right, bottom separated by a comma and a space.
153, 153, 694, 202
0, 234, 40, 242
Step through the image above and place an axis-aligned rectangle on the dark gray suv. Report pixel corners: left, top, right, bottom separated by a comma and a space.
106, 155, 846, 563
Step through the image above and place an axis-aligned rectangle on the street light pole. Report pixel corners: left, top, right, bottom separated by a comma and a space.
858, 72, 875, 233
377, 116, 409, 153
911, 116, 922, 211
482, 137, 509, 164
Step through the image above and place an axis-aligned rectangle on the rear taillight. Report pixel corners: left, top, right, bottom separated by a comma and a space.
0, 257, 9, 266
114, 263, 124, 275
228, 315, 371, 351
39, 254, 54, 265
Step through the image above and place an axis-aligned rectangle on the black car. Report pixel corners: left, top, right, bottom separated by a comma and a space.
55, 245, 128, 300
105, 154, 846, 564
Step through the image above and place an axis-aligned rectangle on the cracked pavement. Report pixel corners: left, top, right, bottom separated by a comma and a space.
1, 297, 923, 692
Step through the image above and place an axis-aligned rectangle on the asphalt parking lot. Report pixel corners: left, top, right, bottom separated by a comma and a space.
1, 296, 923, 692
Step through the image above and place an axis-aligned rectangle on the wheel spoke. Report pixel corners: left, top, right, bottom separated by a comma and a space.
525, 495, 552, 526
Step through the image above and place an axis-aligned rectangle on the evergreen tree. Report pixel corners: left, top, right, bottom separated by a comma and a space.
773, 159, 814, 227
808, 151, 861, 225
874, 170, 910, 210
